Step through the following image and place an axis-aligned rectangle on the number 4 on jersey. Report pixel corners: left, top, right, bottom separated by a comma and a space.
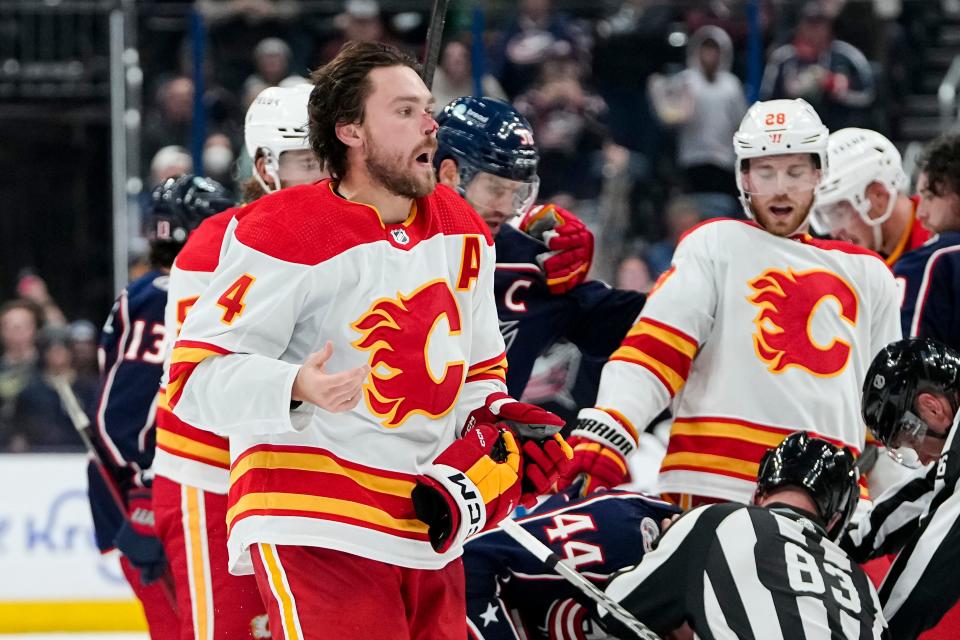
217, 274, 255, 325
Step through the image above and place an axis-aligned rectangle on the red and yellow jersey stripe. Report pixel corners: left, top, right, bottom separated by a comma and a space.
661, 416, 868, 496
226, 444, 430, 542
465, 351, 508, 385
610, 318, 698, 397
156, 391, 230, 470
167, 340, 232, 409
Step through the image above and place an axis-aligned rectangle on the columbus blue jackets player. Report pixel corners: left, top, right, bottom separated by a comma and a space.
895, 134, 960, 349
86, 175, 233, 638
434, 97, 648, 494
463, 488, 680, 640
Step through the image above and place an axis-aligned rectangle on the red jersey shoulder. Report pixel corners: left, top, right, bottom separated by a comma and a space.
425, 183, 493, 246
798, 236, 891, 269
678, 217, 758, 245
233, 180, 385, 265
174, 207, 238, 272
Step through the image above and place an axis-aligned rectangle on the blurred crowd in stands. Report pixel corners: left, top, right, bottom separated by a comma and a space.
0, 0, 946, 451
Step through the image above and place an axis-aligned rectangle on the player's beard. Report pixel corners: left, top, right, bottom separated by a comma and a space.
365, 139, 436, 199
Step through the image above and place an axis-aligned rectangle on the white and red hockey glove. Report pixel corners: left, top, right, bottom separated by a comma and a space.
520, 203, 595, 295
412, 423, 522, 553
556, 408, 637, 497
466, 392, 573, 505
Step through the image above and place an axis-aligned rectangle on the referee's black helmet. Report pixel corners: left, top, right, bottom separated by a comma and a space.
755, 431, 858, 540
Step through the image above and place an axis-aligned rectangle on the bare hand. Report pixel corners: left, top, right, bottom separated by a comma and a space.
291, 341, 370, 412
661, 514, 681, 533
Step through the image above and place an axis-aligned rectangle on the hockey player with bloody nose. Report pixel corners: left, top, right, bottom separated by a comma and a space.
167, 41, 572, 640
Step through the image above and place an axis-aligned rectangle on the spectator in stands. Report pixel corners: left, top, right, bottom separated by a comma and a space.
203, 133, 237, 194
431, 41, 507, 114
649, 26, 746, 200
615, 254, 655, 293
319, 0, 392, 64
515, 49, 607, 200
142, 76, 194, 171
148, 146, 192, 191
591, 0, 674, 159
492, 0, 579, 98
197, 0, 303, 91
0, 299, 43, 439
242, 37, 308, 108
644, 196, 702, 277
68, 320, 99, 392
7, 327, 92, 452
761, 1, 875, 130
16, 270, 66, 327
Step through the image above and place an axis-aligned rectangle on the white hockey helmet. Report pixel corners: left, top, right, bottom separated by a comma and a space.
244, 83, 313, 193
734, 98, 829, 220
810, 128, 908, 241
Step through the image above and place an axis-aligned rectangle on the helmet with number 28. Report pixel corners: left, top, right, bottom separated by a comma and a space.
733, 99, 829, 225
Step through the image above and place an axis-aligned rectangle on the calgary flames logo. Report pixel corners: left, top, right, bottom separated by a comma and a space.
747, 268, 859, 377
351, 280, 465, 428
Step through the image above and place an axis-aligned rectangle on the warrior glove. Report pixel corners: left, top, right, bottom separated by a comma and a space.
557, 408, 637, 497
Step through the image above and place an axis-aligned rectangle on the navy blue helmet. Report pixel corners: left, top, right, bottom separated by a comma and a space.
150, 174, 234, 245
755, 431, 859, 541
435, 96, 539, 184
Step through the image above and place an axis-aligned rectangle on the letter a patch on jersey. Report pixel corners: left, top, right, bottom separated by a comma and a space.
457, 236, 482, 291
747, 268, 859, 377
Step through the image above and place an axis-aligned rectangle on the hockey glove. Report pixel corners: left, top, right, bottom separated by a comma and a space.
557, 408, 638, 497
519, 432, 574, 507
412, 423, 522, 553
465, 391, 565, 440
520, 204, 595, 295
113, 487, 167, 584
466, 392, 573, 504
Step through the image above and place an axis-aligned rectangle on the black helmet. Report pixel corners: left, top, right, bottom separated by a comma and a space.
861, 337, 960, 448
150, 174, 235, 245
755, 431, 858, 540
435, 96, 539, 184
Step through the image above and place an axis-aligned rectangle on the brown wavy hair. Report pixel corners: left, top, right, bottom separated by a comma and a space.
307, 41, 419, 180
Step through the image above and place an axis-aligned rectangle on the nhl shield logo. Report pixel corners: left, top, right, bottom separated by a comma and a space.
390, 228, 410, 245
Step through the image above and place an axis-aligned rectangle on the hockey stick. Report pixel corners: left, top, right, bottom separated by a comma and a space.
421, 0, 450, 89
498, 517, 662, 640
58, 377, 178, 609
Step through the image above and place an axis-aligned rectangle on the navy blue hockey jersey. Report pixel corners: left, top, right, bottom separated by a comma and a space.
87, 270, 169, 551
494, 225, 646, 400
464, 490, 680, 640
893, 231, 960, 348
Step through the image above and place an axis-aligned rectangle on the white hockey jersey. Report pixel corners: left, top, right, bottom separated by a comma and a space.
169, 181, 508, 573
154, 207, 240, 494
596, 219, 902, 503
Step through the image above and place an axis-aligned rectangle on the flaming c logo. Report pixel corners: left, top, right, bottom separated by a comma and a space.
747, 268, 859, 377
351, 279, 465, 428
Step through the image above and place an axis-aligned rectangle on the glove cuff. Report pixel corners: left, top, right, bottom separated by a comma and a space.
572, 408, 637, 459
418, 463, 488, 552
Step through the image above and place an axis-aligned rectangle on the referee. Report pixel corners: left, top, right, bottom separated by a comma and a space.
842, 337, 960, 638
600, 432, 888, 639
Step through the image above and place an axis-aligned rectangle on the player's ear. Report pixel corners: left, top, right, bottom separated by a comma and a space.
865, 181, 889, 212
438, 158, 460, 188
254, 153, 277, 190
335, 122, 364, 149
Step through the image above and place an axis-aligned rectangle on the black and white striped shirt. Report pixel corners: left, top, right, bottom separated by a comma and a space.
841, 413, 960, 638
602, 502, 887, 639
